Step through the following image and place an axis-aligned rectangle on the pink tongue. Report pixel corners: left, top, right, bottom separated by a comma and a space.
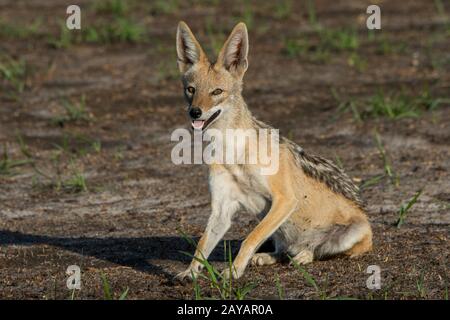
192, 120, 204, 129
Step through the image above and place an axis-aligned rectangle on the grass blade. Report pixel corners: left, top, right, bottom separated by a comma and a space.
119, 287, 129, 300
396, 189, 423, 228
289, 256, 319, 292
101, 273, 113, 300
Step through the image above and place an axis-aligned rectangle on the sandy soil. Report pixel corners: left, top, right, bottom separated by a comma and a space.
0, 0, 448, 299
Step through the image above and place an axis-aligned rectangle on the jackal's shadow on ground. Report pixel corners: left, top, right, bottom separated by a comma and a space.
0, 230, 260, 279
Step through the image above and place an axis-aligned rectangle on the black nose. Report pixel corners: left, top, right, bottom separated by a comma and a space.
189, 107, 202, 119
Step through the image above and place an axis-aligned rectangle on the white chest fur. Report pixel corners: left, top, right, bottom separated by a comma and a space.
209, 164, 270, 217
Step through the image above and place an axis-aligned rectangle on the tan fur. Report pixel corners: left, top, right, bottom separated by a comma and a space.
175, 22, 372, 280
345, 233, 373, 257
287, 147, 367, 229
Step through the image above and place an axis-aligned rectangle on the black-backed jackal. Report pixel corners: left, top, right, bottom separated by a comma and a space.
175, 21, 372, 280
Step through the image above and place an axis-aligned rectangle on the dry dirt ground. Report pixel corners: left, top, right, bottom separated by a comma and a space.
0, 0, 449, 299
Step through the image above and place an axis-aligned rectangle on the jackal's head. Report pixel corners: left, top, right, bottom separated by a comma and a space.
176, 21, 249, 131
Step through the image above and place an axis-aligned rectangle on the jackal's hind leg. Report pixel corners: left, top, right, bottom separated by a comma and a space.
315, 218, 372, 259
291, 249, 314, 265
344, 233, 372, 258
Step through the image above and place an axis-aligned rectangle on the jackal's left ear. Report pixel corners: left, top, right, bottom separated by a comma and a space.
176, 21, 208, 73
217, 22, 249, 78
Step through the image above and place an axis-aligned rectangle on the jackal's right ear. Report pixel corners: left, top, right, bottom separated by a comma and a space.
176, 21, 207, 73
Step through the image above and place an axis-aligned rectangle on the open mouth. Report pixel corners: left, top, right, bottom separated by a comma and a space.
191, 110, 222, 131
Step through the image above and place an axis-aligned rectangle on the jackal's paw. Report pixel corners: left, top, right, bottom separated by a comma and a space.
291, 250, 314, 265
251, 253, 278, 266
175, 268, 199, 281
221, 267, 243, 280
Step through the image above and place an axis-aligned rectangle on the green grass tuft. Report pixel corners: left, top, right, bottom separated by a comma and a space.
62, 170, 88, 193
335, 87, 449, 122
179, 231, 257, 300
275, 274, 285, 299
396, 189, 423, 228
49, 15, 144, 47
101, 273, 129, 300
0, 54, 27, 93
0, 18, 42, 39
0, 144, 32, 176
238, 0, 255, 30
416, 270, 427, 298
306, 0, 317, 26
48, 21, 74, 49
360, 174, 384, 190
369, 90, 419, 119
274, 0, 293, 19
151, 0, 179, 15
84, 17, 144, 44
289, 256, 327, 299
283, 27, 359, 63
94, 0, 128, 16
375, 132, 399, 187
52, 95, 92, 125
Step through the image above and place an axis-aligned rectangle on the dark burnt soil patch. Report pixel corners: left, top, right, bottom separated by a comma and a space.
0, 0, 449, 299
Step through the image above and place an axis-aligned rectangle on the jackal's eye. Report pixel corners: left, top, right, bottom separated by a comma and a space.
186, 86, 195, 94
211, 88, 223, 96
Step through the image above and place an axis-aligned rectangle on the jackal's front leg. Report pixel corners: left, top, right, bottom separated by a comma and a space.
176, 197, 240, 281
222, 196, 298, 279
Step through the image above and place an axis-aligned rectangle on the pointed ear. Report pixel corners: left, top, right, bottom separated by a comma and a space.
217, 22, 249, 77
176, 21, 208, 73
